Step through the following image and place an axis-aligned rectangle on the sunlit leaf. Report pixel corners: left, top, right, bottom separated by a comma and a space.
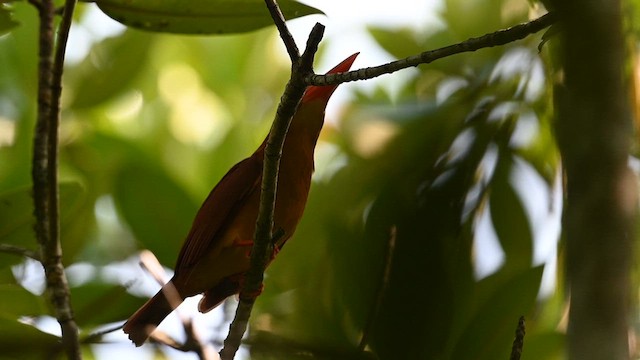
490, 155, 534, 271
68, 30, 154, 109
96, 0, 322, 34
516, 115, 559, 186
368, 27, 424, 60
0, 5, 19, 36
445, 0, 516, 40
368, 26, 463, 77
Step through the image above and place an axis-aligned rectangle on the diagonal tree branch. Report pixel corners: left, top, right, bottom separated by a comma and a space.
306, 12, 556, 86
0, 244, 41, 262
219, 22, 325, 360
264, 0, 299, 62
30, 0, 80, 358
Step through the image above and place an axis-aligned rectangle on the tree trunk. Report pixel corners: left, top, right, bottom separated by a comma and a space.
553, 1, 635, 359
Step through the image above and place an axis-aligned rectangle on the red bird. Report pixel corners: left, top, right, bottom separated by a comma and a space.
123, 53, 359, 346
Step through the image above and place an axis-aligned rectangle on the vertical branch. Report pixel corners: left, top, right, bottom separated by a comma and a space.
553, 1, 635, 359
30, 0, 54, 252
219, 23, 324, 360
30, 0, 81, 358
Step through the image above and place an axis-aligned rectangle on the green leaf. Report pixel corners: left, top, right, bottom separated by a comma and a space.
444, 0, 513, 41
368, 27, 425, 60
71, 282, 146, 327
0, 182, 86, 266
489, 158, 534, 272
0, 284, 48, 318
113, 161, 197, 266
0, 186, 34, 254
95, 0, 322, 35
516, 115, 559, 187
0, 6, 19, 36
0, 316, 60, 357
450, 265, 544, 360
522, 331, 565, 360
68, 30, 154, 109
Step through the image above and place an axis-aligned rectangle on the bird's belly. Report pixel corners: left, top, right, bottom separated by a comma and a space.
175, 169, 311, 297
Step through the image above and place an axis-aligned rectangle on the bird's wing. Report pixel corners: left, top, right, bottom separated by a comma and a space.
175, 154, 262, 272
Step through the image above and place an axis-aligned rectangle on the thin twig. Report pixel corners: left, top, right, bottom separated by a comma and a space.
0, 244, 41, 261
510, 316, 525, 360
30, 0, 81, 357
138, 249, 170, 285
307, 12, 556, 86
219, 23, 325, 360
83, 323, 125, 344
264, 0, 299, 62
149, 322, 214, 360
137, 250, 210, 358
358, 225, 396, 352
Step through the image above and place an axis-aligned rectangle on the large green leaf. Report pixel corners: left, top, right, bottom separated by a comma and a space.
522, 331, 564, 360
489, 155, 534, 272
0, 316, 60, 358
96, 0, 322, 34
113, 161, 197, 266
0, 5, 19, 36
0, 182, 86, 266
71, 282, 146, 327
0, 284, 48, 318
68, 30, 154, 109
450, 265, 544, 360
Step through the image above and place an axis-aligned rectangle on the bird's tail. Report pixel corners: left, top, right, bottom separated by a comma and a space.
123, 282, 183, 346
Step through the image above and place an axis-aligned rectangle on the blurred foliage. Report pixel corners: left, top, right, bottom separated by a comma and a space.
0, 5, 19, 36
0, 0, 567, 359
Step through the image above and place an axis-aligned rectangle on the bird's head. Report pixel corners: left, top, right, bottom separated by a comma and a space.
302, 52, 359, 103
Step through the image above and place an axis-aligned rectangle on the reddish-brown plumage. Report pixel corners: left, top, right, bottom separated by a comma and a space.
123, 53, 359, 346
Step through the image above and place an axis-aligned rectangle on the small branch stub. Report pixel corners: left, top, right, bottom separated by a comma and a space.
510, 316, 526, 360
